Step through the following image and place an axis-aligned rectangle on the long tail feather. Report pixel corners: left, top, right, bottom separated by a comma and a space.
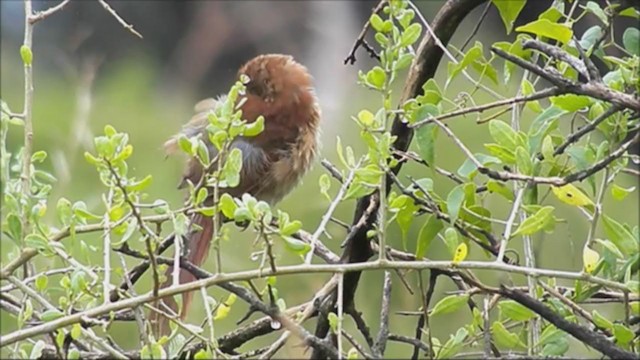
151, 214, 214, 336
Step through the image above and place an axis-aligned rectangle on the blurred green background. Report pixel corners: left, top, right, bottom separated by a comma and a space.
1, 1, 638, 358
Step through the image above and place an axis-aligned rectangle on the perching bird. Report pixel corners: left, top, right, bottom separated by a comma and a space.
152, 54, 320, 334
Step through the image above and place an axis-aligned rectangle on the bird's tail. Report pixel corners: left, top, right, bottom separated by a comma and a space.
151, 213, 214, 336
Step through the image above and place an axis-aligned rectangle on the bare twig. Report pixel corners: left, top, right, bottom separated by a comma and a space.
3, 259, 630, 348
306, 162, 358, 264
492, 46, 640, 112
459, 1, 491, 52
20, 0, 35, 280
28, 0, 71, 23
96, 0, 143, 39
344, 0, 385, 64
372, 271, 392, 357
411, 87, 561, 129
499, 285, 636, 360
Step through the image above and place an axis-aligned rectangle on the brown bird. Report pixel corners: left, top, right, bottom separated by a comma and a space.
152, 54, 320, 334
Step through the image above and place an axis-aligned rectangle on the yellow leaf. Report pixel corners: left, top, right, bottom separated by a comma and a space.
226, 293, 237, 306
213, 303, 230, 321
551, 184, 594, 207
583, 247, 600, 273
452, 243, 468, 264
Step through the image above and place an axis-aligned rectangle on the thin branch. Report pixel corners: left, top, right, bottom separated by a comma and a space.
537, 280, 612, 337
20, 0, 35, 280
346, 307, 374, 349
552, 105, 621, 157
492, 46, 640, 112
305, 162, 358, 264
372, 271, 392, 357
499, 285, 636, 360
459, 0, 491, 52
116, 254, 151, 349
388, 334, 430, 353
522, 39, 588, 78
102, 188, 114, 303
343, 0, 385, 65
411, 87, 561, 129
3, 259, 630, 348
497, 188, 525, 263
6, 276, 127, 359
28, 0, 71, 24
105, 160, 160, 297
96, 0, 143, 39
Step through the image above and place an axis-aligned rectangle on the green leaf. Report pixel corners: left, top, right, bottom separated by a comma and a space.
541, 338, 569, 356
193, 348, 213, 360
492, 321, 525, 348
443, 227, 459, 257
529, 106, 566, 138
446, 185, 465, 223
541, 135, 555, 160
20, 45, 33, 66
537, 325, 563, 347
550, 94, 593, 112
512, 206, 554, 237
126, 175, 153, 192
40, 309, 64, 322
415, 215, 443, 259
580, 25, 603, 50
328, 312, 339, 334
218, 193, 237, 219
400, 23, 422, 47
449, 43, 483, 83
601, 215, 637, 256
485, 143, 515, 164
436, 327, 468, 359
412, 103, 439, 124
370, 14, 384, 32
592, 310, 614, 330
281, 220, 302, 237
489, 120, 518, 150
623, 27, 640, 56
70, 323, 82, 340
521, 79, 543, 113
611, 184, 635, 201
516, 19, 573, 44
457, 153, 500, 179
319, 174, 331, 201
585, 2, 608, 24
613, 324, 634, 345
487, 180, 514, 200
366, 66, 386, 89
515, 146, 532, 175
620, 7, 640, 19
29, 340, 45, 360
418, 79, 443, 105
394, 53, 414, 71
31, 150, 47, 163
595, 238, 624, 259
498, 300, 536, 321
6, 213, 22, 241
67, 349, 80, 360
491, 0, 526, 34
221, 147, 243, 187
35, 274, 48, 292
431, 294, 469, 316
244, 116, 264, 137
415, 123, 437, 167
25, 234, 49, 252
282, 236, 310, 255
